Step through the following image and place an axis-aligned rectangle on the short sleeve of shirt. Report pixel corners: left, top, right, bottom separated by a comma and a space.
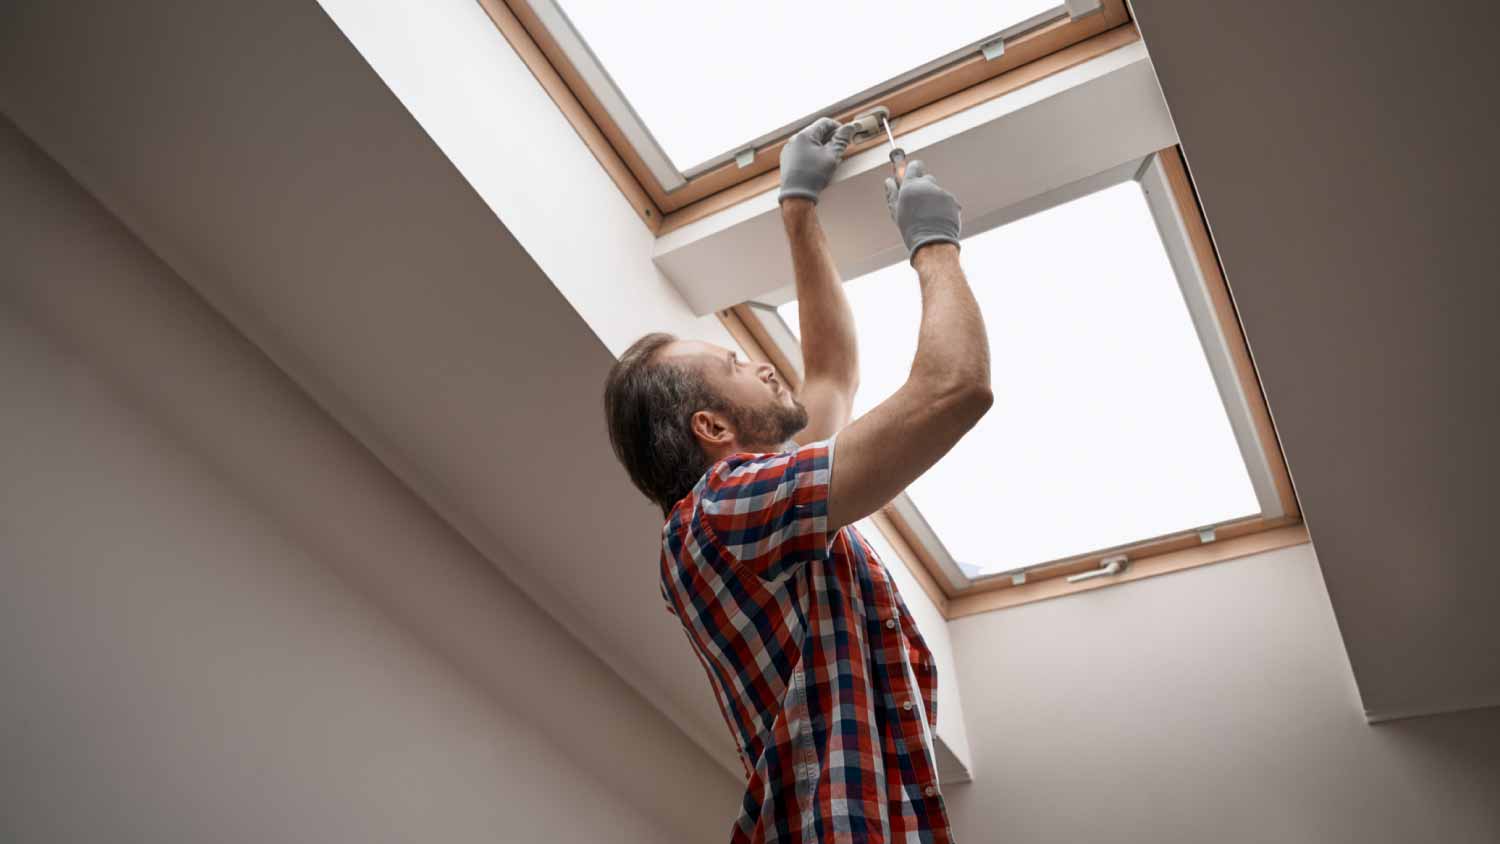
698, 437, 837, 581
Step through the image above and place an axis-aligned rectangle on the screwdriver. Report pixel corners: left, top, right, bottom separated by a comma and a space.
879, 113, 908, 184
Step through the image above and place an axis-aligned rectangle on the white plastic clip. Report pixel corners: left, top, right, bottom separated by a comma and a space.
1010, 572, 1027, 586
735, 148, 755, 169
1197, 527, 1217, 543
1066, 554, 1128, 584
980, 38, 1005, 61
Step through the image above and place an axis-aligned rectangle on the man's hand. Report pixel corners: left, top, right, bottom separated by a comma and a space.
779, 118, 858, 204
884, 160, 962, 261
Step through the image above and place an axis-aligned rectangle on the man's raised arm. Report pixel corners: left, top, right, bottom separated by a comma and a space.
827, 161, 993, 531
777, 118, 860, 443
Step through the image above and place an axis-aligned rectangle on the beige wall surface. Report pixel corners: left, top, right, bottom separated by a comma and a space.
1127, 0, 1500, 720
0, 123, 737, 844
943, 544, 1500, 844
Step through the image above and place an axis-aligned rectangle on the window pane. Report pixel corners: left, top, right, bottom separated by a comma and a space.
780, 181, 1260, 576
556, 0, 1059, 171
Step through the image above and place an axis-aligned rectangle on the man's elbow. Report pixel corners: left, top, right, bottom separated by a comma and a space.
936, 379, 994, 427
959, 382, 995, 423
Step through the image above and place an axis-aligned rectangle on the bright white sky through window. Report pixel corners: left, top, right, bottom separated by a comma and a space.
555, 0, 1058, 171
781, 182, 1260, 576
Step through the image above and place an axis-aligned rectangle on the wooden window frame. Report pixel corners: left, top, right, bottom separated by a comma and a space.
718, 147, 1307, 618
478, 0, 1133, 233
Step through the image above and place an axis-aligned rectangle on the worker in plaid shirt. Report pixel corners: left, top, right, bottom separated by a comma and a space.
604, 117, 992, 843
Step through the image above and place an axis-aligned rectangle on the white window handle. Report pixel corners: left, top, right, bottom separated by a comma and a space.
1067, 555, 1128, 584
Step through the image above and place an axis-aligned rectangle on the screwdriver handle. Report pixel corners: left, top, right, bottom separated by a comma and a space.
889, 148, 908, 184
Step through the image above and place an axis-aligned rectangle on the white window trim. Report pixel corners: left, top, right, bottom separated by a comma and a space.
1138, 155, 1288, 527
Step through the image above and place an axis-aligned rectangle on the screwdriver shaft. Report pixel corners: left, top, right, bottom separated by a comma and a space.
879, 116, 908, 183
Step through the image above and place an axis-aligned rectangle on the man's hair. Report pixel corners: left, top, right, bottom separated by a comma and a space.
604, 333, 725, 516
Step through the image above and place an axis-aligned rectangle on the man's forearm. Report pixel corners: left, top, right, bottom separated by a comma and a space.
910, 243, 990, 395
781, 199, 858, 387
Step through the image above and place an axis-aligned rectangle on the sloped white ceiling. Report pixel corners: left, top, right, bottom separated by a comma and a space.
0, 0, 741, 775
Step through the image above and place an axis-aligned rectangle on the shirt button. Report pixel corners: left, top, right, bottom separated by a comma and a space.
924, 786, 938, 797
902, 700, 914, 712
885, 618, 897, 630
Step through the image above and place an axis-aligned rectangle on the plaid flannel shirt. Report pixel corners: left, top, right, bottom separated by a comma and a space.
660, 437, 953, 843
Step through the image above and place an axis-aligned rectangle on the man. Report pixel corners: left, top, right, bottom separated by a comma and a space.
604, 117, 991, 843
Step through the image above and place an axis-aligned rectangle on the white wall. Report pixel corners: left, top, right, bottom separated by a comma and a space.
943, 544, 1500, 843
0, 0, 763, 781
0, 121, 737, 844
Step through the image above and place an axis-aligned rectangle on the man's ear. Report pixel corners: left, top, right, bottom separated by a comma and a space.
690, 409, 734, 447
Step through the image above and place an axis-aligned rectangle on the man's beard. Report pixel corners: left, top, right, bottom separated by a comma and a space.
726, 396, 810, 450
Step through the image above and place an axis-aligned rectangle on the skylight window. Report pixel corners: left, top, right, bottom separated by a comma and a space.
487, 0, 1297, 605
779, 180, 1261, 577
554, 0, 1059, 172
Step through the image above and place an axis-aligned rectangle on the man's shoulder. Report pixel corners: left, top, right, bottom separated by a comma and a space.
705, 442, 830, 493
662, 440, 834, 564
658, 452, 777, 553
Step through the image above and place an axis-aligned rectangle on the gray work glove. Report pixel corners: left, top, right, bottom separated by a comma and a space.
778, 117, 859, 204
884, 160, 962, 260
